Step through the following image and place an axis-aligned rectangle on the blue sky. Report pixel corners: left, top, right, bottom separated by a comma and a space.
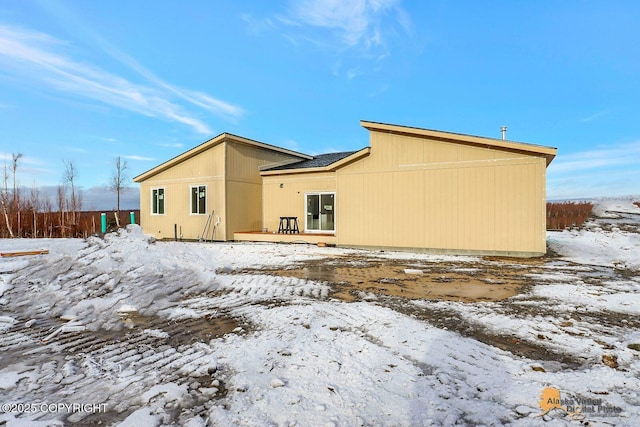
1, 1, 639, 209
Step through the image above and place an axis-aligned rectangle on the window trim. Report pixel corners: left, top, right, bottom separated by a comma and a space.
190, 184, 208, 215
151, 187, 165, 215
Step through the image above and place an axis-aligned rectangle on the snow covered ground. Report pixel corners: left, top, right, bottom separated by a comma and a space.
0, 198, 639, 426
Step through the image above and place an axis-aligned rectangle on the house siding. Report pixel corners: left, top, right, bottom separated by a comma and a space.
138, 143, 227, 240
137, 136, 305, 240
137, 123, 553, 256
262, 172, 337, 233
336, 131, 547, 255
225, 141, 300, 236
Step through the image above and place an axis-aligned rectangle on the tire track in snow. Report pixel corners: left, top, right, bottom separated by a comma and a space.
0, 313, 238, 425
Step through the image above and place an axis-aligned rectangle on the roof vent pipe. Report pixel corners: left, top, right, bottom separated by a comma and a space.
500, 126, 507, 140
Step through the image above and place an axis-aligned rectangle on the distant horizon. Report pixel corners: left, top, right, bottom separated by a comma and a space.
2, 1, 640, 200
10, 183, 640, 212
547, 194, 640, 202
11, 184, 139, 212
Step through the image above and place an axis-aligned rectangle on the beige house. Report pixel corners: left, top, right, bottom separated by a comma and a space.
133, 133, 309, 241
135, 121, 557, 257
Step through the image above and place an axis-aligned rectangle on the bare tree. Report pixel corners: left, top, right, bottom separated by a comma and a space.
56, 184, 66, 237
1, 163, 13, 237
42, 192, 53, 237
76, 190, 83, 217
10, 154, 22, 235
63, 160, 79, 225
28, 183, 40, 238
110, 156, 129, 215
11, 153, 22, 207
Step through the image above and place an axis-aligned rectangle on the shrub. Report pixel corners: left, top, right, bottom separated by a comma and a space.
1, 210, 139, 238
634, 202, 640, 209
547, 202, 593, 230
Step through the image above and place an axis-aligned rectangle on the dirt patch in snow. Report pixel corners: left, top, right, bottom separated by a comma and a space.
0, 312, 246, 368
117, 312, 243, 347
247, 257, 535, 302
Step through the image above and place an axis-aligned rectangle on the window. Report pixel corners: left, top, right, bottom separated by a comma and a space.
191, 185, 207, 214
152, 188, 165, 215
305, 192, 335, 233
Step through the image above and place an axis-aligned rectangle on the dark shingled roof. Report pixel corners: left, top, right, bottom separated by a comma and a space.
264, 150, 360, 171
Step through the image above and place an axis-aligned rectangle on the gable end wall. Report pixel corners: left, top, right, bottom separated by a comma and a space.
335, 131, 547, 255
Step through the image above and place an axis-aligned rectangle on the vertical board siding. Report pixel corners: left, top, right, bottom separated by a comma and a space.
457, 166, 495, 250
138, 138, 305, 240
335, 131, 548, 254
262, 173, 337, 233
225, 142, 303, 237
392, 170, 424, 248
337, 174, 364, 245
138, 143, 226, 240
226, 181, 263, 234
139, 129, 550, 254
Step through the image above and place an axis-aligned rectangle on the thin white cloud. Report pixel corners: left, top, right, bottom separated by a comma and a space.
280, 139, 302, 152
66, 147, 89, 154
547, 141, 640, 199
179, 90, 244, 122
240, 13, 278, 35
283, 0, 410, 51
548, 141, 640, 174
0, 24, 243, 134
548, 168, 640, 199
581, 110, 609, 123
254, 0, 412, 78
84, 29, 244, 122
159, 143, 184, 148
0, 153, 56, 187
123, 155, 156, 162
346, 67, 362, 80
287, 0, 372, 47
0, 152, 44, 166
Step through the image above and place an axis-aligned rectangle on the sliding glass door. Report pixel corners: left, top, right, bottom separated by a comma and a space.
305, 192, 335, 233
